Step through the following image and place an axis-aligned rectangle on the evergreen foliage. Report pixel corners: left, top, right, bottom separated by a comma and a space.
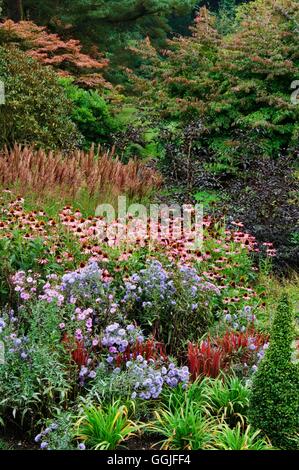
249, 294, 299, 449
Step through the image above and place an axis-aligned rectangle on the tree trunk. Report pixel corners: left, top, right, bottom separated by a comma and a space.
6, 0, 23, 21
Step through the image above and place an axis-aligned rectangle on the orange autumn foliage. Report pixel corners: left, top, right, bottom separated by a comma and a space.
0, 20, 111, 88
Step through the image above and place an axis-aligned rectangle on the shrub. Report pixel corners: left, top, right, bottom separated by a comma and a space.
226, 155, 299, 271
61, 78, 119, 148
0, 20, 109, 88
130, 1, 299, 176
249, 294, 299, 449
0, 46, 81, 151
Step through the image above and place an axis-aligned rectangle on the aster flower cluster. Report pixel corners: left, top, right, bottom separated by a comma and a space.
60, 306, 96, 344
7, 333, 30, 361
35, 422, 59, 450
0, 317, 6, 334
246, 340, 269, 374
128, 360, 189, 400
0, 310, 30, 361
101, 322, 189, 399
60, 261, 117, 309
102, 323, 144, 364
123, 260, 219, 315
11, 270, 41, 302
61, 262, 104, 298
78, 361, 97, 385
224, 305, 257, 331
122, 260, 176, 306
179, 265, 220, 296
39, 277, 64, 306
11, 271, 65, 306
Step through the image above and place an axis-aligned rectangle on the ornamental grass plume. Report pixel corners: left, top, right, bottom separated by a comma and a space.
0, 144, 162, 200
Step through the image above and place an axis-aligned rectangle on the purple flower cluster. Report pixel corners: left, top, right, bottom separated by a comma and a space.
129, 360, 164, 399
122, 260, 176, 306
163, 362, 190, 388
11, 270, 40, 302
7, 333, 30, 360
101, 321, 190, 399
11, 270, 66, 306
251, 341, 269, 371
179, 265, 220, 295
61, 261, 108, 302
127, 359, 189, 400
0, 310, 30, 361
122, 260, 219, 316
39, 281, 64, 306
0, 317, 6, 334
34, 422, 58, 450
224, 305, 257, 331
78, 363, 97, 385
102, 323, 144, 363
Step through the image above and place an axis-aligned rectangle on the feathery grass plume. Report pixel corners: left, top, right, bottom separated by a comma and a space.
0, 144, 162, 202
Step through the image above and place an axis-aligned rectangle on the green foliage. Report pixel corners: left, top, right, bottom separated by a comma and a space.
0, 301, 75, 429
216, 0, 237, 34
16, 0, 197, 83
38, 410, 77, 450
0, 438, 12, 450
194, 190, 221, 208
147, 395, 216, 450
84, 366, 138, 406
0, 45, 81, 151
0, 229, 84, 307
124, 261, 217, 353
160, 379, 210, 412
60, 78, 119, 148
130, 0, 299, 175
205, 376, 250, 426
249, 294, 299, 449
213, 422, 273, 450
76, 400, 138, 450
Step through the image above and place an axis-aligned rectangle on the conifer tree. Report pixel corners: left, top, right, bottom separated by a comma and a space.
249, 294, 299, 449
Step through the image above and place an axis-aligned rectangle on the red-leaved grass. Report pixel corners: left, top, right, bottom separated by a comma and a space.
188, 340, 225, 380
115, 338, 168, 368
188, 329, 269, 380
